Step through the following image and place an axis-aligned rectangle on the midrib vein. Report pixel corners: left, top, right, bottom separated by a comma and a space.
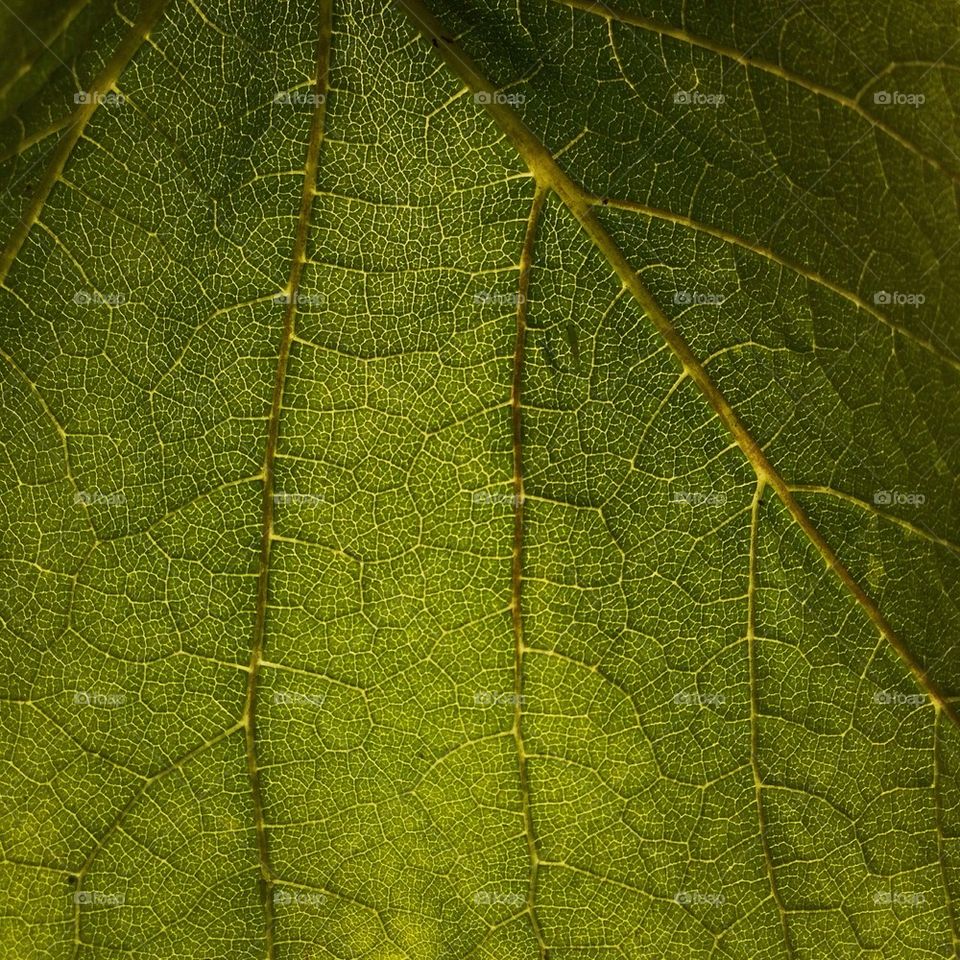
0, 0, 170, 286
393, 0, 960, 734
245, 3, 332, 957
512, 185, 548, 959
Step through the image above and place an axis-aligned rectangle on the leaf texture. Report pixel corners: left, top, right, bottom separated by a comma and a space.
0, 1, 959, 958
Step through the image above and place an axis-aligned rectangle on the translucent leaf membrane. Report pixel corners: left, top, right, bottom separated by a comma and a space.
0, 1, 957, 958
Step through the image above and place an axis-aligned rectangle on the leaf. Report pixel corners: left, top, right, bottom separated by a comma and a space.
0, 0, 958, 958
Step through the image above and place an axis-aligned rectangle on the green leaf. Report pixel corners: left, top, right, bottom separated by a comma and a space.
1, 0, 958, 958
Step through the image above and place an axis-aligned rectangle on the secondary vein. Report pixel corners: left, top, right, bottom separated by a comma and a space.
244, 4, 332, 957
512, 185, 549, 959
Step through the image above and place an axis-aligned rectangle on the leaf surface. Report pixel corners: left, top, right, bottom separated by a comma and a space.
0, 1, 959, 958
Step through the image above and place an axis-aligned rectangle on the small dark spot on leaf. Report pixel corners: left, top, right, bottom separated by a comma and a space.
541, 334, 558, 370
